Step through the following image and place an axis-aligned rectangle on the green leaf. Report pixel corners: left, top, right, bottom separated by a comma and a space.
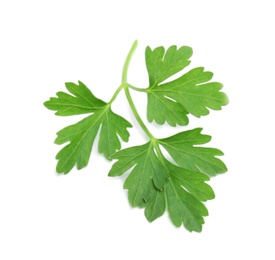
144, 187, 166, 222
159, 128, 227, 177
109, 142, 169, 207
110, 149, 215, 231
164, 178, 208, 232
145, 46, 228, 126
147, 93, 189, 126
44, 81, 132, 174
145, 160, 214, 232
145, 45, 192, 87
108, 127, 223, 231
166, 162, 214, 202
44, 81, 106, 116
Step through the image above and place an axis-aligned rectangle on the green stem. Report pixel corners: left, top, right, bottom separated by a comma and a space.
124, 87, 155, 141
108, 84, 124, 105
121, 40, 155, 141
108, 41, 165, 161
122, 40, 138, 84
128, 84, 147, 92
110, 40, 160, 148
108, 40, 138, 105
121, 40, 160, 146
125, 87, 165, 163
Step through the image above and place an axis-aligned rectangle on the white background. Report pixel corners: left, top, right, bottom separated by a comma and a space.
1, 0, 274, 259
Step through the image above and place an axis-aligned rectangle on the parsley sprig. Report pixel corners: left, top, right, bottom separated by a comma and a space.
44, 40, 228, 232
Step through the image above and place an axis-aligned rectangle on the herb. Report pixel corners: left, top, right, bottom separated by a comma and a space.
44, 40, 228, 232
44, 81, 132, 173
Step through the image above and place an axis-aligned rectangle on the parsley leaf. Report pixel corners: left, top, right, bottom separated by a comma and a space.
44, 81, 132, 174
145, 45, 192, 87
109, 142, 169, 207
145, 46, 229, 126
164, 166, 212, 232
44, 81, 106, 116
109, 141, 215, 232
159, 128, 227, 176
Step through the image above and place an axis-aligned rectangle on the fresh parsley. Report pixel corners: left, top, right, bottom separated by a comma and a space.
44, 40, 228, 232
